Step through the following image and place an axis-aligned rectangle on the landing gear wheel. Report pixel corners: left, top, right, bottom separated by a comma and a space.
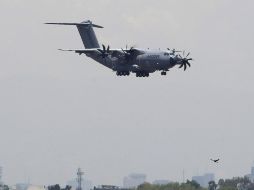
117, 71, 130, 76
161, 71, 167, 76
116, 71, 122, 76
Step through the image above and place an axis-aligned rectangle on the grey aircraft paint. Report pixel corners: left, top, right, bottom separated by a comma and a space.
77, 20, 101, 49
46, 20, 192, 77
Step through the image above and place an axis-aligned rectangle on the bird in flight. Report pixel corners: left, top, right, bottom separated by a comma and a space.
210, 159, 220, 163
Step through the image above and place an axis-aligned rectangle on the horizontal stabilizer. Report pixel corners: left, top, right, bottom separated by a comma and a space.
45, 22, 103, 28
46, 20, 103, 48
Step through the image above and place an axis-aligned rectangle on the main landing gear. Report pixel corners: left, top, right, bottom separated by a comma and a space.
136, 72, 149, 77
161, 71, 167, 76
116, 71, 130, 76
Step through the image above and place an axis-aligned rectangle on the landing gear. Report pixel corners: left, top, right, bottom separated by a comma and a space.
136, 72, 149, 77
161, 71, 167, 76
116, 71, 130, 76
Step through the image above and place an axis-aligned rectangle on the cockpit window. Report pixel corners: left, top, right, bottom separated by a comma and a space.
164, 53, 169, 56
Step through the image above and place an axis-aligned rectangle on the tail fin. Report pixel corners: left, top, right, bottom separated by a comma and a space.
45, 20, 103, 49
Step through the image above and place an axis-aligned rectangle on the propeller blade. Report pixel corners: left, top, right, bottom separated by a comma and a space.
98, 49, 104, 54
179, 64, 184, 68
186, 52, 190, 57
186, 62, 191, 67
98, 45, 111, 59
122, 48, 128, 54
184, 64, 187, 71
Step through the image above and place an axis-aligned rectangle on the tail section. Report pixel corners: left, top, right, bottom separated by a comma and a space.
77, 20, 101, 49
45, 20, 103, 49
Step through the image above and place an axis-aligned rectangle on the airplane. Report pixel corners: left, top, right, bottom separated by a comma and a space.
45, 20, 193, 77
210, 158, 220, 163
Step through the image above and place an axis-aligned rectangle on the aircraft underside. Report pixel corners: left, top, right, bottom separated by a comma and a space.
91, 55, 176, 77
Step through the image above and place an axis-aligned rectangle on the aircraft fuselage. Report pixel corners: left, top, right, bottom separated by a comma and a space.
88, 50, 178, 74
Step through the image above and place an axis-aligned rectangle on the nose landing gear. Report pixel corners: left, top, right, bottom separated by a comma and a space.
161, 71, 167, 76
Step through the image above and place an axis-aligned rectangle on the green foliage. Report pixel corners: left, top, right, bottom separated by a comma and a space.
135, 177, 254, 190
220, 177, 250, 187
0, 184, 9, 190
187, 180, 201, 189
219, 186, 236, 190
137, 181, 206, 190
48, 185, 72, 190
218, 177, 252, 190
208, 181, 217, 190
3, 185, 9, 190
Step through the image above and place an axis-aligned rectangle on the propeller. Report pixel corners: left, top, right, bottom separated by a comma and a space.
167, 48, 182, 54
98, 44, 110, 58
121, 45, 135, 62
178, 51, 193, 71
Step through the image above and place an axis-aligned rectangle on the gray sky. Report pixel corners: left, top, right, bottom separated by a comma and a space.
0, 0, 254, 187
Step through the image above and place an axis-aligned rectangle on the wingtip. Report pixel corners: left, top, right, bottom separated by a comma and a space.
92, 24, 104, 28
57, 49, 73, 52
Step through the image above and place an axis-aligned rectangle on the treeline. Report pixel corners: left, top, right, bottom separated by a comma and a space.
136, 177, 254, 190
218, 177, 254, 190
48, 185, 72, 190
137, 180, 206, 190
0, 184, 9, 190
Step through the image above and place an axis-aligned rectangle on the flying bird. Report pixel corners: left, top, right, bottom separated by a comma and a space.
210, 159, 220, 163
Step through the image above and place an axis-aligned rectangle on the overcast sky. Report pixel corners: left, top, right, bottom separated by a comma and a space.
0, 0, 254, 187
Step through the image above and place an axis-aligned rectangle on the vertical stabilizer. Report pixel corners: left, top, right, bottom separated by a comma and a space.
45, 20, 103, 49
77, 20, 100, 49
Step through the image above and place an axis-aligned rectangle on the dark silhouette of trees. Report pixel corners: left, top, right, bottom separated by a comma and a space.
0, 184, 9, 190
218, 177, 254, 190
208, 181, 217, 190
186, 180, 201, 189
137, 181, 205, 190
135, 178, 254, 190
48, 184, 72, 190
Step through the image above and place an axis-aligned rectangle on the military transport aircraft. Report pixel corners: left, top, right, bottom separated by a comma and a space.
46, 20, 193, 77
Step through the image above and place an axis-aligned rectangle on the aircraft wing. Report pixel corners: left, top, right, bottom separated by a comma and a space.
58, 48, 125, 56
58, 48, 144, 57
